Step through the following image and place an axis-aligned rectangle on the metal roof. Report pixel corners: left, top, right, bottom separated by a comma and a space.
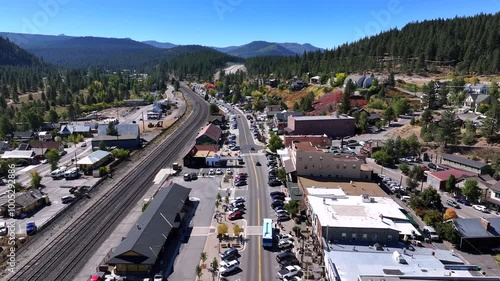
107, 183, 191, 265
442, 154, 489, 170
1, 150, 35, 159
77, 150, 111, 165
454, 218, 500, 238
97, 123, 139, 138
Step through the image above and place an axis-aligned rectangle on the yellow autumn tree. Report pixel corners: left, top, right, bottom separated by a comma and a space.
443, 208, 458, 220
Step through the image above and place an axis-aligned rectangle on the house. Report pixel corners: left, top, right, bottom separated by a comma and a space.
92, 123, 141, 149
464, 83, 488, 94
37, 131, 53, 141
195, 124, 222, 145
309, 76, 320, 84
487, 181, 500, 212
456, 175, 496, 202
285, 114, 356, 138
426, 169, 476, 190
288, 78, 308, 91
59, 124, 93, 137
207, 115, 225, 126
0, 189, 49, 218
349, 108, 381, 125
0, 150, 36, 164
288, 141, 371, 179
268, 78, 279, 88
440, 154, 491, 175
454, 217, 500, 252
272, 111, 302, 133
17, 143, 31, 150
29, 141, 64, 156
265, 105, 282, 118
107, 183, 191, 276
183, 145, 219, 168
77, 150, 113, 175
307, 187, 420, 246
12, 131, 35, 142
463, 93, 490, 112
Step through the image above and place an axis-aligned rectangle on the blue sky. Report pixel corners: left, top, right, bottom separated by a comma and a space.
0, 0, 499, 49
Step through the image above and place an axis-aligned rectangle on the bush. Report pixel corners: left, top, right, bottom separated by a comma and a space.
99, 166, 109, 177
112, 148, 129, 158
399, 163, 410, 175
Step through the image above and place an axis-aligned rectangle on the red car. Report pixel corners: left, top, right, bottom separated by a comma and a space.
422, 166, 429, 171
228, 211, 243, 220
238, 173, 248, 178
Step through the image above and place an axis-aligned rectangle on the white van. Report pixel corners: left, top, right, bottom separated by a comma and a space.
51, 167, 67, 179
423, 226, 440, 241
64, 167, 80, 180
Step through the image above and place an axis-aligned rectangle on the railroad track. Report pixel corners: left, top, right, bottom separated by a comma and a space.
8, 85, 207, 281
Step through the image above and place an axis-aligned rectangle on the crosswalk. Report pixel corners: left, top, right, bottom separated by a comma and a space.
191, 226, 263, 236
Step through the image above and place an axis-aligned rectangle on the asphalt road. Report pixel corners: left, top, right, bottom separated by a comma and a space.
215, 101, 280, 281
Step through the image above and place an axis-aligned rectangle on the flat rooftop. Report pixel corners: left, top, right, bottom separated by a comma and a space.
299, 177, 387, 197
308, 189, 415, 232
293, 115, 354, 121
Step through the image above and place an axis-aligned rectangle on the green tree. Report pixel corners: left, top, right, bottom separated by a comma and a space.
372, 150, 394, 167
112, 148, 129, 158
195, 264, 203, 280
436, 223, 460, 244
67, 103, 76, 121
357, 111, 369, 132
436, 110, 459, 148
461, 120, 476, 145
45, 148, 61, 171
268, 134, 283, 152
30, 171, 42, 188
399, 163, 410, 175
462, 179, 482, 203
106, 122, 119, 136
340, 79, 355, 114
392, 98, 410, 117
0, 115, 15, 139
383, 106, 395, 126
284, 200, 299, 217
217, 223, 229, 236
445, 175, 457, 194
276, 168, 287, 183
174, 80, 180, 91
98, 140, 107, 151
48, 109, 59, 123
233, 225, 243, 237
200, 251, 207, 264
210, 257, 219, 273
423, 210, 443, 227
209, 103, 220, 115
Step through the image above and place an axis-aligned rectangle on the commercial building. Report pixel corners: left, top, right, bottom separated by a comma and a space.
195, 123, 222, 145
440, 154, 491, 175
487, 181, 500, 211
77, 150, 113, 175
454, 217, 500, 252
183, 145, 220, 167
324, 244, 477, 281
92, 123, 141, 149
272, 111, 303, 133
0, 150, 36, 164
29, 141, 64, 156
288, 140, 371, 179
107, 183, 191, 276
285, 114, 355, 138
307, 187, 420, 246
0, 189, 49, 218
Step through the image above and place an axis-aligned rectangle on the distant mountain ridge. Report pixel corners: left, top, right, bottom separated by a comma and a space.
142, 40, 177, 49
0, 36, 41, 66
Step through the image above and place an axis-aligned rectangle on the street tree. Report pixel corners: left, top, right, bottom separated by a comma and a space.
372, 150, 394, 167
423, 210, 443, 227
284, 200, 299, 217
217, 223, 229, 237
462, 179, 482, 203
419, 188, 441, 209
268, 133, 283, 152
445, 175, 457, 194
443, 208, 458, 220
210, 258, 219, 273
30, 171, 42, 188
200, 251, 207, 264
209, 103, 220, 115
195, 265, 203, 280
45, 148, 61, 171
233, 225, 242, 237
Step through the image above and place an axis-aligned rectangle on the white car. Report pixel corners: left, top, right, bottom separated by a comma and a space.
277, 265, 301, 279
226, 168, 233, 175
472, 205, 488, 213
40, 159, 48, 164
219, 259, 240, 275
278, 239, 293, 249
278, 233, 293, 241
215, 168, 223, 175
208, 169, 215, 175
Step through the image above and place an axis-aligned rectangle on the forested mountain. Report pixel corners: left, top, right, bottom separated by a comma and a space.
0, 36, 42, 66
277, 43, 323, 54
0, 32, 74, 49
212, 41, 322, 58
246, 13, 500, 77
142, 40, 177, 49
160, 46, 243, 80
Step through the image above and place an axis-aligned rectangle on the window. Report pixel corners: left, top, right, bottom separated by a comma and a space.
309, 156, 312, 161
351, 233, 357, 241
353, 165, 356, 169
362, 234, 368, 241
320, 156, 323, 160
319, 165, 322, 169
387, 235, 393, 241
495, 192, 500, 199
341, 233, 347, 240
372, 234, 377, 242
343, 164, 347, 169
304, 165, 308, 170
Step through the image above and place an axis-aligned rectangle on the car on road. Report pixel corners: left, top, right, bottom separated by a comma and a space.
277, 265, 301, 279
456, 197, 471, 206
446, 199, 460, 208
220, 248, 239, 261
278, 233, 293, 241
270, 191, 285, 197
234, 180, 247, 186
81, 142, 87, 147
60, 150, 67, 156
256, 161, 261, 166
26, 221, 37, 235
276, 251, 296, 263
215, 168, 223, 175
427, 163, 437, 170
228, 211, 243, 220
283, 276, 302, 281
40, 159, 48, 164
278, 239, 294, 250
219, 259, 240, 276
472, 204, 488, 213
250, 147, 255, 151
226, 168, 233, 175
208, 169, 215, 175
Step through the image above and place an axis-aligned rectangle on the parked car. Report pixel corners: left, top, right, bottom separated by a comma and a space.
256, 161, 261, 166
234, 180, 247, 186
220, 248, 239, 261
280, 258, 301, 268
268, 179, 282, 186
231, 197, 245, 204
277, 265, 301, 279
26, 221, 37, 235
219, 259, 240, 276
228, 211, 243, 220
270, 191, 285, 197
472, 204, 488, 213
215, 168, 223, 175
456, 197, 471, 206
271, 201, 284, 209
276, 251, 296, 263
277, 214, 291, 222
278, 239, 294, 250
427, 163, 437, 170
446, 199, 460, 208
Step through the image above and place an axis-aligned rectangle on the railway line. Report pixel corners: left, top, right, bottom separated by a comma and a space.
7, 84, 207, 281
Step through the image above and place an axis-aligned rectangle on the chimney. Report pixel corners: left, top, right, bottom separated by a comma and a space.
481, 218, 490, 231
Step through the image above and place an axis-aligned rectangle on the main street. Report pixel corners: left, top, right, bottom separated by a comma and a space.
217, 101, 279, 281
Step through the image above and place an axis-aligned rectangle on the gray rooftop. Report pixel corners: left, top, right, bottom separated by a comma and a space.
454, 218, 500, 238
0, 189, 45, 207
325, 243, 469, 281
293, 115, 354, 121
97, 123, 140, 138
442, 154, 489, 170
107, 183, 191, 265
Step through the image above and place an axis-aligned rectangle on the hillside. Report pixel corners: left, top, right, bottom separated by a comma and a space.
0, 36, 41, 66
142, 40, 177, 49
246, 12, 500, 77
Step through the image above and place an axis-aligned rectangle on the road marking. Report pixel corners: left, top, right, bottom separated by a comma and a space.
258, 239, 262, 281
257, 199, 260, 223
